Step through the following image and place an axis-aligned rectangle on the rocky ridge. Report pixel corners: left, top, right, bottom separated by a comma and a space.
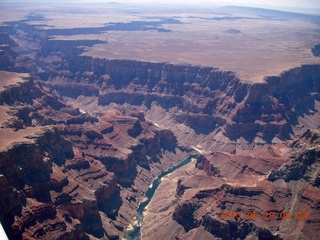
38, 55, 320, 150
142, 129, 320, 240
0, 72, 190, 239
312, 44, 320, 57
0, 11, 319, 240
2, 13, 320, 151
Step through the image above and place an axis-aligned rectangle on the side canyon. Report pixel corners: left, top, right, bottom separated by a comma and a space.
0, 5, 320, 240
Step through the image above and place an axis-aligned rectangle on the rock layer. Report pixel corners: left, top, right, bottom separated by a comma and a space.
37, 54, 320, 149
0, 12, 320, 240
0, 72, 189, 239
142, 130, 320, 240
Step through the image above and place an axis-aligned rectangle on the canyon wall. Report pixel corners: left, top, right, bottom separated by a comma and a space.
0, 14, 319, 240
142, 129, 320, 240
39, 55, 320, 148
0, 73, 190, 239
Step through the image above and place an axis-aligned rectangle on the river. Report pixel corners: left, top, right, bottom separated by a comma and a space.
124, 155, 196, 240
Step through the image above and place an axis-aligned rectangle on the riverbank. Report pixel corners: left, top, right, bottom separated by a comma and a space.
125, 156, 197, 239
140, 157, 200, 239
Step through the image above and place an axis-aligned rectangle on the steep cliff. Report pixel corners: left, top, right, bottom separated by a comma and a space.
1, 12, 319, 240
0, 32, 17, 71
312, 43, 320, 57
142, 129, 320, 240
37, 55, 320, 150
267, 129, 320, 185
0, 127, 85, 239
3, 14, 319, 149
0, 71, 189, 239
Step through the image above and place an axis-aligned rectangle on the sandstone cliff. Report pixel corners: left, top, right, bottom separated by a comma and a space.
3, 15, 319, 150
0, 32, 17, 71
1, 13, 319, 240
142, 129, 320, 240
35, 54, 320, 151
0, 72, 189, 239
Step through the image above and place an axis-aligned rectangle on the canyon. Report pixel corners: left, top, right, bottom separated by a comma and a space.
142, 129, 320, 239
0, 2, 320, 240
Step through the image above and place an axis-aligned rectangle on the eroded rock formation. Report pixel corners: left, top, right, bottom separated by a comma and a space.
0, 72, 189, 239
0, 11, 319, 240
312, 43, 320, 57
36, 54, 320, 148
142, 130, 320, 240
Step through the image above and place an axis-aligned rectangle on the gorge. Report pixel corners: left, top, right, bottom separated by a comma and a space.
0, 2, 320, 240
125, 155, 195, 239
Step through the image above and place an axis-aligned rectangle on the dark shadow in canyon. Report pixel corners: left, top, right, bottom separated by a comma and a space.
98, 189, 122, 221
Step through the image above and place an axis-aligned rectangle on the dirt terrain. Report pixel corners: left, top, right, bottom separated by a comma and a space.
2, 2, 319, 82
142, 130, 320, 239
0, 1, 319, 239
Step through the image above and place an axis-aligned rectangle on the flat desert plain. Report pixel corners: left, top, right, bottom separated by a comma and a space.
2, 2, 319, 82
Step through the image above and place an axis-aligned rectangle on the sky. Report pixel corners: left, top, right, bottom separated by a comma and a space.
85, 0, 320, 9
78, 0, 320, 13
150, 1, 319, 14
3, 0, 320, 13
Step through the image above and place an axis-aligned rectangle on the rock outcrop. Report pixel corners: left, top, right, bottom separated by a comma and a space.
142, 130, 320, 240
1, 11, 320, 240
312, 43, 320, 57
267, 129, 320, 185
0, 32, 17, 71
0, 72, 189, 239
2, 14, 320, 150
0, 127, 91, 240
36, 54, 320, 148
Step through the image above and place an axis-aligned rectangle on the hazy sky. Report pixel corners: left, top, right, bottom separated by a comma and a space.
135, 0, 320, 14
71, 0, 320, 12
86, 0, 320, 9
3, 0, 320, 13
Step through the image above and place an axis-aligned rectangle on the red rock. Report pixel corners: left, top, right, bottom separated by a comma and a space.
142, 130, 320, 239
1, 20, 320, 239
